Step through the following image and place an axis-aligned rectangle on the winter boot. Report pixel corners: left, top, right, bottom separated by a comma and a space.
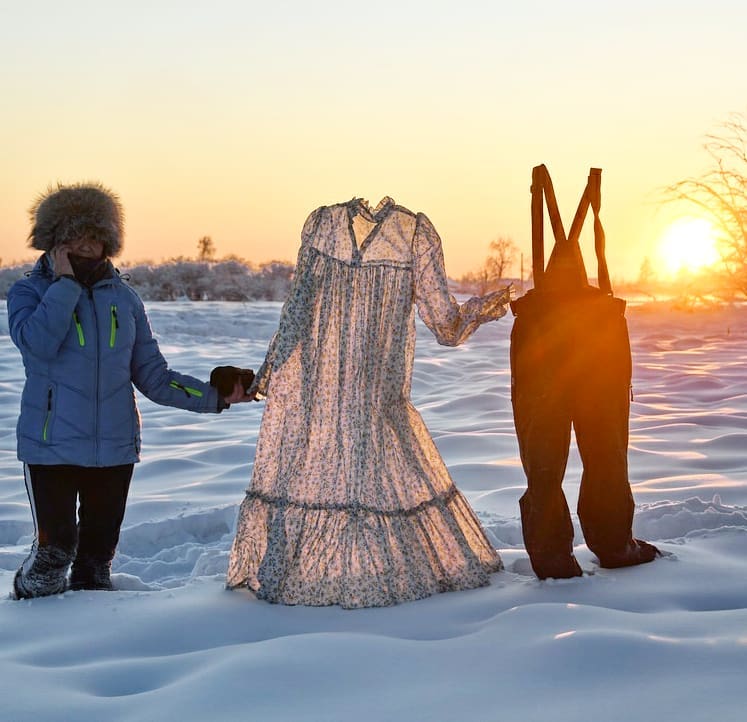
12, 545, 74, 599
70, 556, 114, 591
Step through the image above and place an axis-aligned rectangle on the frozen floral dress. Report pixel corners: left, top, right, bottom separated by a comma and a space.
227, 197, 510, 608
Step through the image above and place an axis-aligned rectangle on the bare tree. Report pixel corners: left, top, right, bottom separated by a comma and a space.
666, 112, 747, 296
485, 236, 517, 282
458, 236, 518, 294
197, 235, 216, 261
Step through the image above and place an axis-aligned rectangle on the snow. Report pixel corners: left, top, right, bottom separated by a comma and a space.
1, 300, 746, 722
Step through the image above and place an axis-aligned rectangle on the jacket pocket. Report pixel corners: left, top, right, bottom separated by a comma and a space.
73, 312, 86, 346
132, 392, 141, 455
109, 304, 119, 348
42, 386, 54, 442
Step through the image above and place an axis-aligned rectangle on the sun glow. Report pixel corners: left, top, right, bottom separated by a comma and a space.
657, 218, 720, 275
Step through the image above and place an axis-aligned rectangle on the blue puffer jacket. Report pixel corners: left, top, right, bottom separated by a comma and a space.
8, 255, 223, 466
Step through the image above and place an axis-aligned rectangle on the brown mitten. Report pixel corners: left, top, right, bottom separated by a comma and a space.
210, 366, 255, 396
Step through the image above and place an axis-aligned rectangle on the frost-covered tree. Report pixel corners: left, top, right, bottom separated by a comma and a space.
119, 258, 294, 302
666, 111, 747, 296
0, 264, 33, 298
0, 256, 295, 302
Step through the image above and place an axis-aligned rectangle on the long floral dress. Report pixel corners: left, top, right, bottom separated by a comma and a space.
227, 197, 510, 608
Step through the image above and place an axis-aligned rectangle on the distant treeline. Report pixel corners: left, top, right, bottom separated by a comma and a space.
0, 257, 734, 308
0, 257, 295, 302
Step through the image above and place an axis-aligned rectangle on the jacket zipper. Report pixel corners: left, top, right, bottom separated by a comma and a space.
110, 304, 119, 348
73, 312, 86, 346
42, 387, 52, 442
89, 288, 100, 465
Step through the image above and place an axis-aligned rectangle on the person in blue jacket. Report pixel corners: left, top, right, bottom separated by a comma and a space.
8, 182, 252, 599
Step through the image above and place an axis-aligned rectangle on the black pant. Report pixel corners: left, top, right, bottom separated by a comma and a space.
24, 463, 133, 576
511, 291, 636, 578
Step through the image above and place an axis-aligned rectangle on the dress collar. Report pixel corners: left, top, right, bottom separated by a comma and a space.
349, 196, 395, 222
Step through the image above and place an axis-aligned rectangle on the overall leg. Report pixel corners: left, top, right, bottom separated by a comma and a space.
14, 464, 79, 599
573, 306, 657, 567
512, 312, 582, 579
71, 464, 133, 590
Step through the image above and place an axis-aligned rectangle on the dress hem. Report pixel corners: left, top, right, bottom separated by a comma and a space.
241, 485, 461, 518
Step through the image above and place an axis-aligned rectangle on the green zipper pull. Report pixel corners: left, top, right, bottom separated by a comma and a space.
110, 305, 119, 348
73, 312, 85, 346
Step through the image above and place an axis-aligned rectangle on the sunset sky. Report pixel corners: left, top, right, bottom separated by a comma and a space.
2, 0, 747, 280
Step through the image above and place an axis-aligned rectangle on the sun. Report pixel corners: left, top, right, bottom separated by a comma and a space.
657, 218, 720, 275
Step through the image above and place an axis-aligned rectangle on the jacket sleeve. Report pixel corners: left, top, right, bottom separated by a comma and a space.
8, 276, 83, 360
129, 296, 222, 413
413, 212, 511, 347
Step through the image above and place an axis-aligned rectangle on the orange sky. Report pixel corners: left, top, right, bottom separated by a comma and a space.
2, 1, 747, 280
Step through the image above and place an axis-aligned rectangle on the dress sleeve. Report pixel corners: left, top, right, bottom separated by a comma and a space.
413, 212, 511, 347
248, 207, 323, 399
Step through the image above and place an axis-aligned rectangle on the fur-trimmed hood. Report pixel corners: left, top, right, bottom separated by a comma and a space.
28, 182, 124, 257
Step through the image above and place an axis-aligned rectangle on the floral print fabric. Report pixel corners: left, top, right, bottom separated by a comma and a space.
227, 198, 510, 608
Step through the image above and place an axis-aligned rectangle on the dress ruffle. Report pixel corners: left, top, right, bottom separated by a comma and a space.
228, 487, 502, 608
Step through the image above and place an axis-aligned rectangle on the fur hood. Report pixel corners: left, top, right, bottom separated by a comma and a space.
28, 182, 124, 257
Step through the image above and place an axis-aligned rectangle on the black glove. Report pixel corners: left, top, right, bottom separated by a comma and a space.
210, 366, 255, 397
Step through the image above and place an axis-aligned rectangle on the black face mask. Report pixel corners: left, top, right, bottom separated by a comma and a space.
68, 254, 110, 287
